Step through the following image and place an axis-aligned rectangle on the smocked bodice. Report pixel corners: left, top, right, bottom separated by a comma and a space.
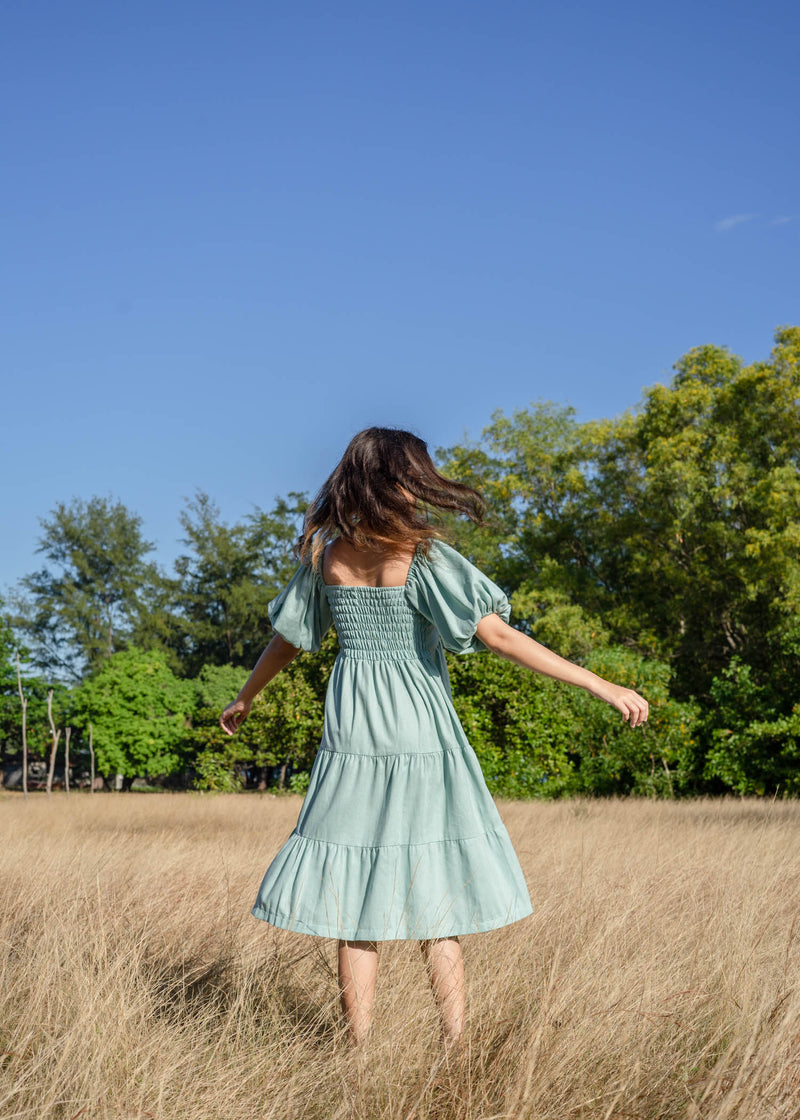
324, 586, 433, 661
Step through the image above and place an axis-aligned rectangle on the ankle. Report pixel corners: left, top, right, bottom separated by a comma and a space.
345, 1019, 373, 1048
442, 1017, 465, 1045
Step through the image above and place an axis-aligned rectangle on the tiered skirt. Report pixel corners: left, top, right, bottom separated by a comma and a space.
251, 643, 533, 940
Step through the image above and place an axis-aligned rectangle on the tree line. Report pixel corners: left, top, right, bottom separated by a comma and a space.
2, 326, 798, 798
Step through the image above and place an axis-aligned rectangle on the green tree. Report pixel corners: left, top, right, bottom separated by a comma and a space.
438, 326, 800, 791
126, 570, 192, 678
187, 663, 251, 791
631, 327, 800, 703
70, 648, 194, 782
173, 490, 309, 676
245, 491, 311, 590
446, 645, 697, 799
189, 659, 323, 792
436, 401, 634, 653
701, 657, 800, 795
0, 596, 71, 779
569, 647, 700, 797
0, 601, 26, 781
447, 651, 578, 798
10, 496, 162, 681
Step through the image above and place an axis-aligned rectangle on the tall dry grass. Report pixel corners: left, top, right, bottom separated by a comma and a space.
1, 791, 798, 1119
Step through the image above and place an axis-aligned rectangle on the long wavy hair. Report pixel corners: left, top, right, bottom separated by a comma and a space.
297, 427, 486, 570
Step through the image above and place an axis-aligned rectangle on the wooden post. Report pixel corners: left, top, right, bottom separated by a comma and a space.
89, 723, 95, 793
16, 653, 28, 801
46, 689, 61, 799
64, 726, 71, 795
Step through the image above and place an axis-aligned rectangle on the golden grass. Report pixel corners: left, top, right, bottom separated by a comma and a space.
1, 792, 799, 1119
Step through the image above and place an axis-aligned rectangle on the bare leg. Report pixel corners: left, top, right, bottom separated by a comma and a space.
338, 939, 379, 1045
419, 936, 465, 1045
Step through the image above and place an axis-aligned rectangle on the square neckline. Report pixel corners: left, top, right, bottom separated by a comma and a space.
320, 542, 422, 591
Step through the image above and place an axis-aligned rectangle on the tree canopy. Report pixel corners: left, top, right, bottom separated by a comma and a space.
9, 496, 161, 681
69, 648, 194, 780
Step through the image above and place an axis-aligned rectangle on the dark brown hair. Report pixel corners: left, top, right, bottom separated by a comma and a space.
297, 427, 486, 569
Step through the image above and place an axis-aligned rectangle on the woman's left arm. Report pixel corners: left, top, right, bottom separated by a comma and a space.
475, 614, 649, 728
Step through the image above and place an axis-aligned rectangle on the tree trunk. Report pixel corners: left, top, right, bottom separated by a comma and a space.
16, 654, 28, 801
46, 690, 61, 798
64, 727, 71, 795
662, 756, 674, 798
89, 723, 95, 794
279, 761, 288, 789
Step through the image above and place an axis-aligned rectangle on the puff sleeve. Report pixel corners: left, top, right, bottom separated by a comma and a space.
267, 561, 333, 652
404, 539, 512, 654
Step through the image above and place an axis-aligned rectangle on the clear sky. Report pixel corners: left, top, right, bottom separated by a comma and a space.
2, 0, 797, 595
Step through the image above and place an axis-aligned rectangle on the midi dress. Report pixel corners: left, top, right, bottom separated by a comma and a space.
251, 538, 534, 941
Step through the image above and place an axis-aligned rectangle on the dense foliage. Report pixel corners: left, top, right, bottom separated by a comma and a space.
3, 327, 798, 797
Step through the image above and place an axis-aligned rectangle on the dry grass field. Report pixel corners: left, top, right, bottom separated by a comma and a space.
1, 791, 799, 1120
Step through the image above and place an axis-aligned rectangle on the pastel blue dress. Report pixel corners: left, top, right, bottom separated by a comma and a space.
251, 539, 534, 941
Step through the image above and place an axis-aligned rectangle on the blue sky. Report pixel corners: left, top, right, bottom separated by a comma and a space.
2, 0, 797, 595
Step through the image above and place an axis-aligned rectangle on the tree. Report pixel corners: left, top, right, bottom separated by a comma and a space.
701, 657, 800, 796
172, 490, 309, 677
70, 648, 194, 782
126, 568, 192, 678
9, 496, 162, 681
631, 327, 800, 705
437, 326, 800, 791
447, 650, 578, 798
568, 647, 700, 797
245, 491, 312, 590
436, 401, 635, 653
0, 598, 68, 787
446, 644, 698, 799
189, 660, 323, 792
0, 601, 23, 783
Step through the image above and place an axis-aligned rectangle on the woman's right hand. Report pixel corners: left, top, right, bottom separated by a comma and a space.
220, 697, 252, 736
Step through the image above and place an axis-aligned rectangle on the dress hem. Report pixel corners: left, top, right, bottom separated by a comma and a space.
250, 901, 534, 941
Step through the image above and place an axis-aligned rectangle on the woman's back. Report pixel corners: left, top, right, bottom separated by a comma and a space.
321, 538, 418, 589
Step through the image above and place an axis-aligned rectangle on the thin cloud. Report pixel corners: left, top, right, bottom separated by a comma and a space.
714, 213, 757, 232
769, 215, 793, 226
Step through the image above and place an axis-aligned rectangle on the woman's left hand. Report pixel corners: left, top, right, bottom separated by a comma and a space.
600, 683, 649, 728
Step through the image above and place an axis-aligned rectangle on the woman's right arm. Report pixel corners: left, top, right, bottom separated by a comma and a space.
219, 634, 302, 735
475, 614, 649, 728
